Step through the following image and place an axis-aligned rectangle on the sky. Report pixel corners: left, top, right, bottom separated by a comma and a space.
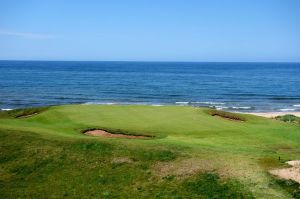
0, 0, 299, 62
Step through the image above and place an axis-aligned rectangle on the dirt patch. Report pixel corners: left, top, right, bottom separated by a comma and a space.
111, 157, 133, 164
249, 112, 300, 118
84, 129, 150, 139
269, 160, 300, 183
152, 158, 216, 179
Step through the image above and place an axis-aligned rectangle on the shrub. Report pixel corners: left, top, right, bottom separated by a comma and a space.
275, 114, 300, 124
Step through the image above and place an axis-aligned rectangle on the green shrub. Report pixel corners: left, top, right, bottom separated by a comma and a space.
275, 114, 300, 124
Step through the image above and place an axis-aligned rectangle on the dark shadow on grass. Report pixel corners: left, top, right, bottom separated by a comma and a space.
0, 107, 49, 119
182, 172, 254, 198
205, 109, 246, 122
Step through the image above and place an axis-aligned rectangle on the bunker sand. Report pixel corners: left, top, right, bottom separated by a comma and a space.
84, 129, 149, 139
270, 160, 300, 183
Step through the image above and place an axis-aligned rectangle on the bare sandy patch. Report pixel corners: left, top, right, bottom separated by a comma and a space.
84, 129, 149, 139
111, 157, 133, 164
152, 158, 216, 179
248, 112, 300, 118
269, 160, 300, 183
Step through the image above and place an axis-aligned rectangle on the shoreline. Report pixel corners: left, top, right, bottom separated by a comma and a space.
246, 112, 300, 118
1, 104, 300, 118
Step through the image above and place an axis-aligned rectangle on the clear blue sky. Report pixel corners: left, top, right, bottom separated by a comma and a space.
0, 0, 299, 62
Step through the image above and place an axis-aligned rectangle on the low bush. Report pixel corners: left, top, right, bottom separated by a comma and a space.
275, 114, 300, 124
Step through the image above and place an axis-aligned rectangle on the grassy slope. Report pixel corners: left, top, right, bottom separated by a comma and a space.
1, 105, 300, 198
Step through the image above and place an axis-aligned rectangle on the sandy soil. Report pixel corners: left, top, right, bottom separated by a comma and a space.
152, 158, 215, 178
269, 160, 300, 183
247, 112, 300, 118
84, 129, 148, 139
111, 157, 133, 164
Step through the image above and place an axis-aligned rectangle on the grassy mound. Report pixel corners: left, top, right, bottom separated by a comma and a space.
1, 105, 300, 198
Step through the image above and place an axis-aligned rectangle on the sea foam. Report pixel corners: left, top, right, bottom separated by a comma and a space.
190, 101, 225, 105
175, 102, 189, 105
279, 108, 296, 112
231, 106, 252, 110
82, 102, 116, 105
1, 108, 13, 111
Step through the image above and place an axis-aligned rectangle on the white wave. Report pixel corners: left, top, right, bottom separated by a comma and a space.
293, 104, 300, 107
191, 101, 225, 105
231, 106, 252, 110
1, 108, 13, 111
82, 102, 116, 105
175, 102, 189, 104
213, 106, 228, 110
82, 102, 167, 106
279, 108, 296, 112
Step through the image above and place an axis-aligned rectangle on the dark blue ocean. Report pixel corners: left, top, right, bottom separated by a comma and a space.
0, 61, 300, 112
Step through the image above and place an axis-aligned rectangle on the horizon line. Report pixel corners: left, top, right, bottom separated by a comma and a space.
1, 59, 300, 64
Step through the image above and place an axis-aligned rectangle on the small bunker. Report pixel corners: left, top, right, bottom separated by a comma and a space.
83, 129, 152, 139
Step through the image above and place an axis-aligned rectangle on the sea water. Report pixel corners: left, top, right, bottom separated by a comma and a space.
0, 61, 300, 112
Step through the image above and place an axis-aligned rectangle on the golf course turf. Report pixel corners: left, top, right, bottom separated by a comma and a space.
1, 105, 300, 198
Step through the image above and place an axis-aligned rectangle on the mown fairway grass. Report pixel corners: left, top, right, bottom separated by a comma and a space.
1, 105, 300, 198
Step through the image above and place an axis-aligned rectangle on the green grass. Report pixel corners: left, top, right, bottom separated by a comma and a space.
1, 105, 300, 198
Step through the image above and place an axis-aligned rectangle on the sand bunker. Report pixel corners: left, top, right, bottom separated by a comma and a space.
84, 129, 149, 139
269, 160, 300, 183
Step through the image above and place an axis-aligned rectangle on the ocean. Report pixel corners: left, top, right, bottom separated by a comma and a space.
0, 61, 300, 112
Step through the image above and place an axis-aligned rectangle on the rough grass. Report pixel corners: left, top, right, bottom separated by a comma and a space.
1, 105, 300, 198
0, 129, 251, 199
271, 178, 300, 199
182, 172, 254, 198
